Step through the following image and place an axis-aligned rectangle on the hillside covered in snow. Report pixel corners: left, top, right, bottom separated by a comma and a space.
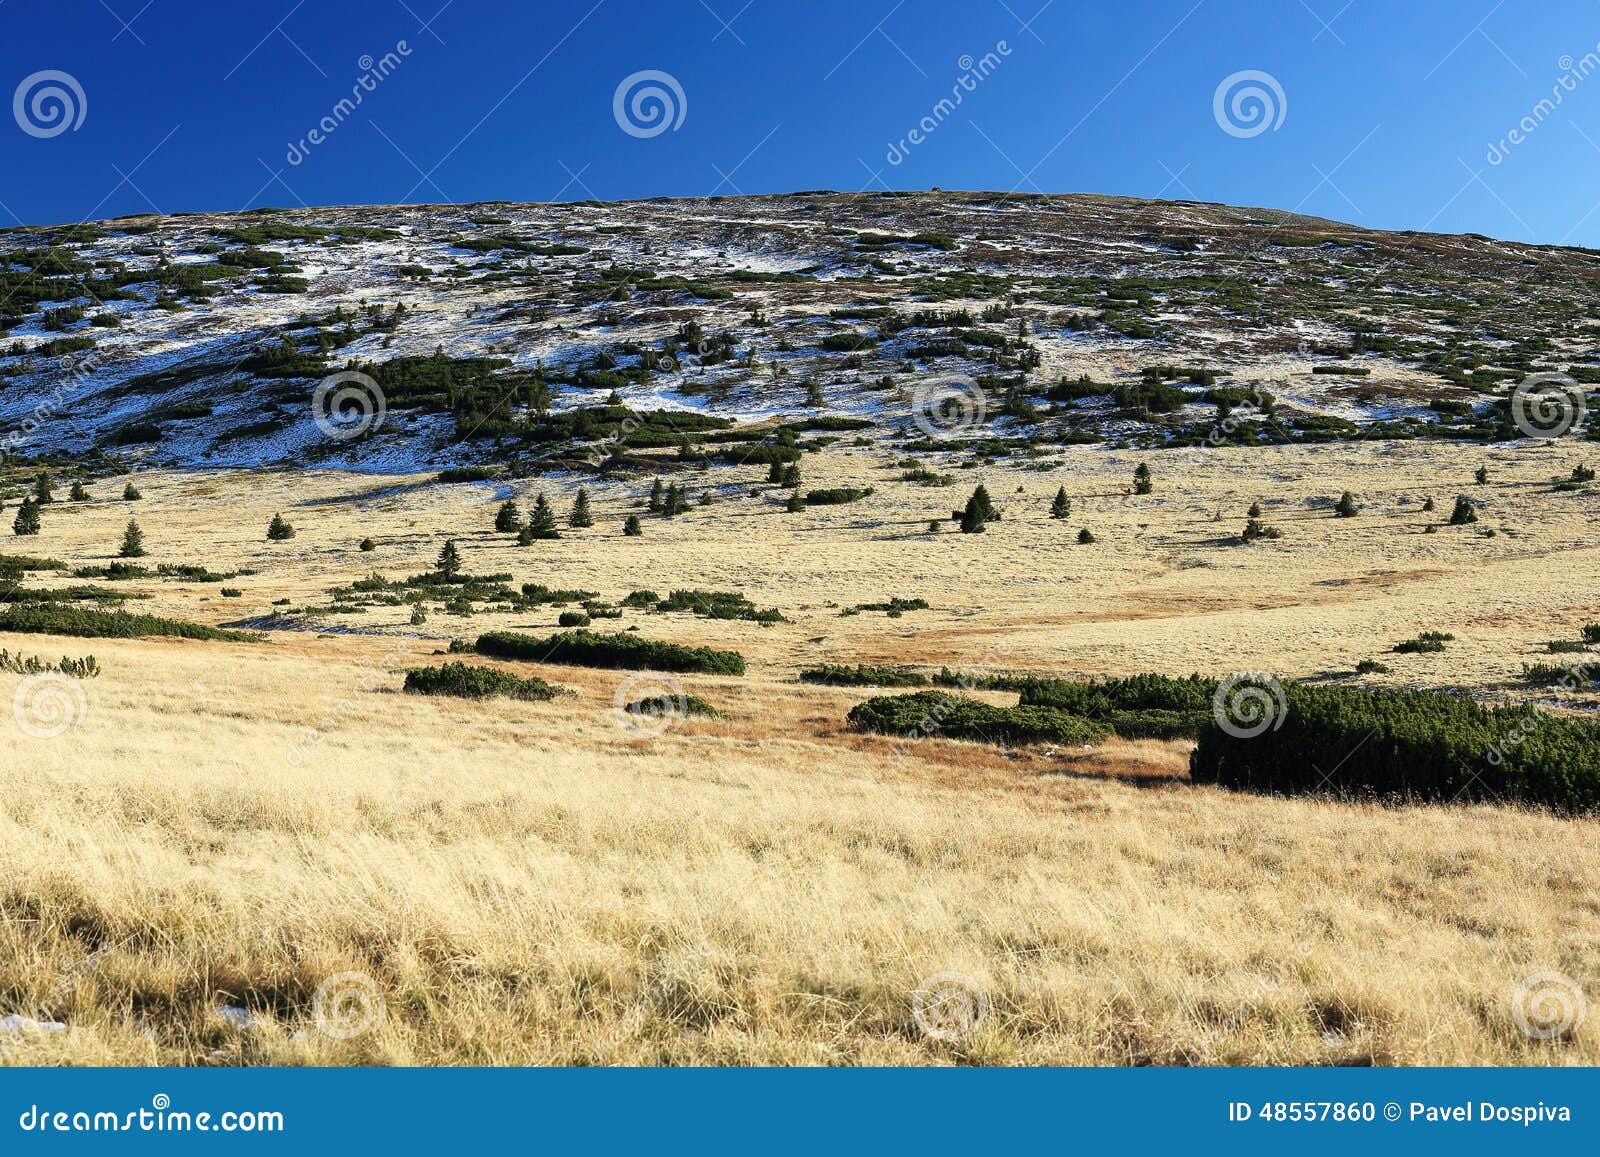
3, 190, 1598, 474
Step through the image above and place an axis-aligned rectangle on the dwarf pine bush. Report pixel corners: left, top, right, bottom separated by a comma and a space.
403, 661, 560, 701
1191, 682, 1600, 811
474, 629, 745, 675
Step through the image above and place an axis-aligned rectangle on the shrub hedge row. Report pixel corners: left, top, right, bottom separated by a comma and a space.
1190, 683, 1600, 812
0, 605, 258, 642
847, 691, 1110, 746
403, 662, 561, 701
474, 629, 745, 675
800, 664, 929, 687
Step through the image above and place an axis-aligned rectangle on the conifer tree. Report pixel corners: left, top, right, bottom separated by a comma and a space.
70, 481, 89, 502
570, 488, 593, 528
1334, 491, 1359, 518
119, 518, 145, 558
623, 514, 643, 536
33, 473, 54, 504
1449, 496, 1479, 525
526, 494, 560, 539
495, 500, 523, 533
437, 539, 462, 577
647, 477, 665, 513
960, 485, 996, 534
1133, 462, 1153, 495
1049, 486, 1071, 520
785, 490, 805, 513
12, 497, 40, 537
123, 482, 142, 500
267, 513, 295, 540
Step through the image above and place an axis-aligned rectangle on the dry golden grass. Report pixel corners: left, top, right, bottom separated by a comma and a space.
2, 437, 1598, 1065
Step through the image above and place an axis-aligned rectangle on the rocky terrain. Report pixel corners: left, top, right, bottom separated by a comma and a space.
4, 191, 1597, 474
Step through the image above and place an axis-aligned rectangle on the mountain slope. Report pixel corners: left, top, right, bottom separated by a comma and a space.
2, 190, 1596, 473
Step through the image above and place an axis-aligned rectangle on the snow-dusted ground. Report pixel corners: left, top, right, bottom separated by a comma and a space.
0, 192, 1562, 472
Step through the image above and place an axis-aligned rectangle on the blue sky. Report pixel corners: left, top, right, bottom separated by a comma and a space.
5, 0, 1600, 244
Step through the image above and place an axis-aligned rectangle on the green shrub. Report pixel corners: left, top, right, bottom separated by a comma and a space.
804, 487, 874, 505
1394, 631, 1453, 654
1546, 640, 1588, 654
847, 691, 1110, 747
1355, 659, 1391, 675
0, 605, 257, 641
438, 466, 499, 484
653, 589, 784, 622
1015, 673, 1216, 737
558, 611, 591, 628
403, 661, 560, 701
0, 649, 101, 678
623, 692, 719, 719
475, 629, 745, 675
800, 664, 929, 687
1190, 682, 1600, 812
1522, 662, 1600, 687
